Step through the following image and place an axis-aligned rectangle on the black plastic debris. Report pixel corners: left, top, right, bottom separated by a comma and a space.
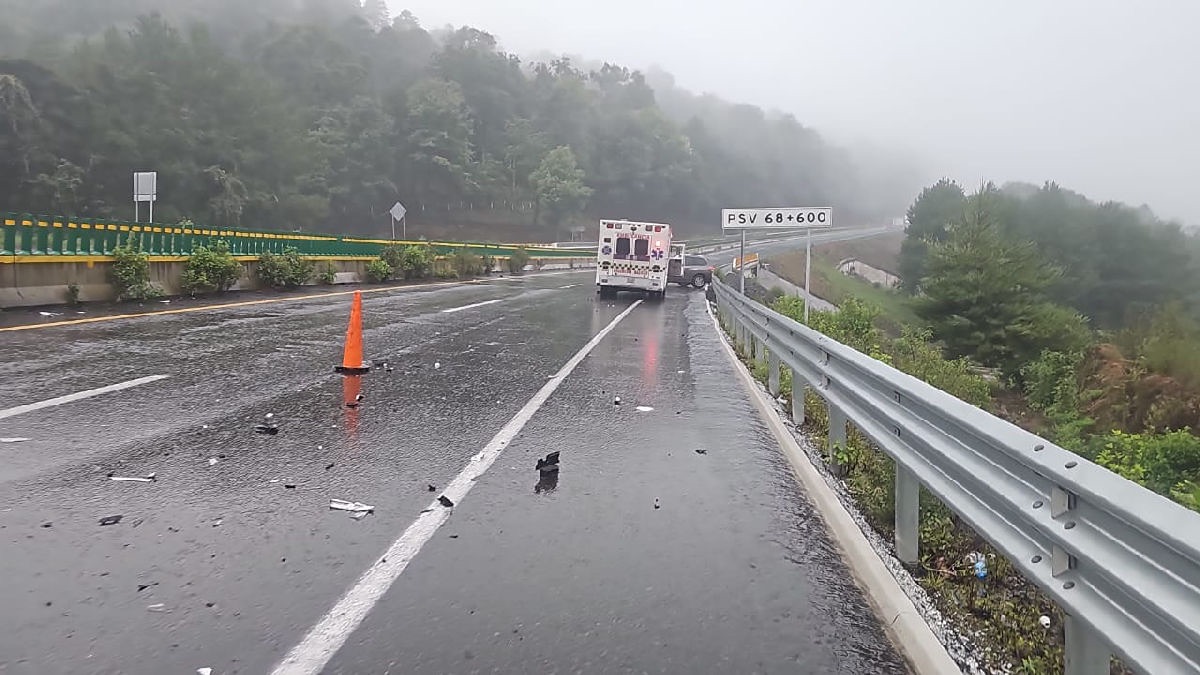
284, 484, 297, 490
613, 396, 622, 406
325, 462, 335, 471
99, 515, 123, 526
653, 498, 661, 510
536, 452, 560, 475
40, 522, 52, 528
694, 448, 708, 455
438, 495, 454, 508
427, 484, 437, 492
254, 424, 279, 436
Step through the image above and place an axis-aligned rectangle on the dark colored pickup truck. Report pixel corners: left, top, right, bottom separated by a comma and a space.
667, 254, 714, 288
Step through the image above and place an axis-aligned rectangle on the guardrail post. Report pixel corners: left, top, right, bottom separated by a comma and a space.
790, 372, 806, 425
827, 405, 847, 474
1064, 615, 1108, 675
768, 353, 781, 396
895, 465, 919, 566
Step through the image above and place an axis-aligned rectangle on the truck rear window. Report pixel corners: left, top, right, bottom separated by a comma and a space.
615, 237, 631, 259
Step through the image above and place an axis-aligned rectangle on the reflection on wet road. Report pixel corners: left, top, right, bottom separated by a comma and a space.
0, 269, 905, 674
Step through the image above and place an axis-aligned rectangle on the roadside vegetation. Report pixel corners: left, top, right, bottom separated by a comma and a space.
180, 240, 242, 296
730, 178, 1200, 673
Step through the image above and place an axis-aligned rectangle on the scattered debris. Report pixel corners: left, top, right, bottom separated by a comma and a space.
434, 362, 442, 370
613, 396, 622, 406
197, 668, 213, 675
0, 437, 31, 443
38, 311, 61, 317
40, 521, 52, 528
208, 458, 219, 466
264, 413, 274, 420
254, 424, 279, 435
159, 300, 171, 304
635, 406, 654, 412
329, 499, 375, 514
284, 484, 297, 490
438, 495, 455, 508
448, 534, 459, 539
325, 462, 335, 471
212, 518, 223, 527
384, 364, 394, 373
100, 515, 126, 526
108, 473, 156, 483
137, 583, 157, 592
427, 484, 437, 492
536, 451, 560, 475
1039, 615, 1051, 629
350, 511, 369, 521
146, 603, 166, 612
694, 448, 708, 455
653, 498, 661, 510
677, 370, 685, 374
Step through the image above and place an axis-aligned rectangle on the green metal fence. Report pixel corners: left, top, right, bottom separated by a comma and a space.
0, 212, 585, 260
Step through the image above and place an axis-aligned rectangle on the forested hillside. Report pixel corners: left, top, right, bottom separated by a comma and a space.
0, 0, 912, 238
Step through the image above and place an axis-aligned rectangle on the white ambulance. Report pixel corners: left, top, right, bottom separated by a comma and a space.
595, 219, 672, 299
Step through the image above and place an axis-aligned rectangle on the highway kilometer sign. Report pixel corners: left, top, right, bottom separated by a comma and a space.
722, 207, 833, 232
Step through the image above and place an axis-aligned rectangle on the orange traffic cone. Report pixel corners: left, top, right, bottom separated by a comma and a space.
334, 291, 371, 374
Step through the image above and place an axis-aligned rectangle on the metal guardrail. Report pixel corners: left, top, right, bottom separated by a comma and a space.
0, 212, 580, 260
710, 275, 1200, 675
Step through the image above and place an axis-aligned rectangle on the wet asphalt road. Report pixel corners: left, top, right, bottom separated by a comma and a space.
0, 254, 907, 674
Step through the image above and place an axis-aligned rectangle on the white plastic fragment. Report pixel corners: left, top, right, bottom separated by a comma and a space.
1039, 615, 1050, 629
0, 438, 31, 443
434, 362, 442, 370
208, 458, 218, 466
197, 668, 213, 675
147, 603, 166, 612
635, 406, 654, 412
109, 473, 156, 483
329, 499, 374, 514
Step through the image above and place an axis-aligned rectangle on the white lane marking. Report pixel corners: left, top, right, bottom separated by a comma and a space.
558, 284, 577, 289
271, 300, 644, 675
439, 298, 505, 314
0, 375, 169, 421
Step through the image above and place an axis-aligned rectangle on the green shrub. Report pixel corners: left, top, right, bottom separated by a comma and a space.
110, 244, 161, 301
365, 259, 392, 283
318, 261, 338, 285
891, 327, 991, 407
507, 248, 530, 274
384, 244, 435, 279
180, 240, 242, 296
482, 255, 497, 274
452, 251, 485, 278
1091, 429, 1200, 496
257, 247, 313, 289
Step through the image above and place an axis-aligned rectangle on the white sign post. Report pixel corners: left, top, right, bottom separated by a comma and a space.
389, 201, 407, 240
133, 171, 158, 223
721, 207, 833, 321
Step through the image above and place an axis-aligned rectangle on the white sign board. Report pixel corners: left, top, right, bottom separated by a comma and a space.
722, 207, 832, 232
389, 201, 407, 221
133, 172, 157, 203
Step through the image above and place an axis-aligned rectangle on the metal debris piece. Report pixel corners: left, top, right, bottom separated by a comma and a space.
653, 498, 661, 510
330, 499, 375, 514
350, 511, 369, 521
198, 667, 213, 675
613, 396, 622, 406
254, 424, 279, 435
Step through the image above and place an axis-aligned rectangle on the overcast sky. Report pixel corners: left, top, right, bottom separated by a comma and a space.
389, 1, 1199, 224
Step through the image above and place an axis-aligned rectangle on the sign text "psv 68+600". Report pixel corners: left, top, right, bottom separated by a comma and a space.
722, 207, 833, 232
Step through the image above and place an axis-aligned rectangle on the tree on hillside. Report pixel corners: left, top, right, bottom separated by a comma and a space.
899, 178, 965, 293
362, 0, 389, 31
915, 189, 1090, 378
405, 77, 475, 210
530, 145, 592, 232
